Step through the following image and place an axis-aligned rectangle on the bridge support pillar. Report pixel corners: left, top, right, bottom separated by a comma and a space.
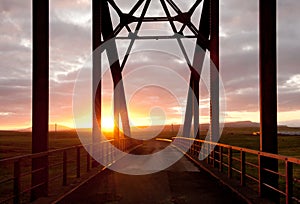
259, 0, 279, 202
31, 0, 49, 200
210, 0, 220, 168
92, 0, 102, 168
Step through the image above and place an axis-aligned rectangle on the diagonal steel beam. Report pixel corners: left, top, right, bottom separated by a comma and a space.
107, 0, 132, 32
160, 0, 194, 73
107, 0, 123, 16
111, 0, 146, 38
188, 0, 204, 15
183, 0, 210, 139
165, 0, 181, 14
101, 0, 131, 139
129, 0, 146, 15
165, 0, 199, 36
120, 0, 151, 71
160, 0, 177, 32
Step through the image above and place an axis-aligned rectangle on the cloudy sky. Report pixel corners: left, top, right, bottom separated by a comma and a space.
0, 0, 299, 130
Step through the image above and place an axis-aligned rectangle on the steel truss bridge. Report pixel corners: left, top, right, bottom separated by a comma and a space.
1, 0, 299, 204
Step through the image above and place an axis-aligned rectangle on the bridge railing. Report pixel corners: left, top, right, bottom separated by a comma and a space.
172, 137, 300, 204
0, 138, 134, 203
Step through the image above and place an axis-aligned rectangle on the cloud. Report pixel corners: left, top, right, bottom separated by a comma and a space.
219, 0, 300, 116
0, 0, 299, 129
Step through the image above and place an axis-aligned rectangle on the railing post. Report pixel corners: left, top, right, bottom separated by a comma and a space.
106, 142, 109, 165
114, 140, 116, 161
241, 151, 246, 186
213, 146, 220, 169
180, 138, 182, 150
228, 147, 232, 178
111, 142, 114, 163
111, 141, 114, 162
212, 149, 215, 167
87, 146, 90, 172
124, 138, 126, 151
63, 151, 67, 186
285, 160, 293, 204
13, 160, 21, 204
191, 142, 195, 157
101, 142, 104, 165
109, 141, 111, 163
206, 143, 209, 164
76, 147, 80, 178
103, 142, 105, 165
196, 141, 199, 157
194, 141, 197, 157
258, 153, 262, 196
219, 146, 223, 172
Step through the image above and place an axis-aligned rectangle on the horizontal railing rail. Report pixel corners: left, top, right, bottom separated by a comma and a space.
0, 138, 136, 204
171, 137, 300, 204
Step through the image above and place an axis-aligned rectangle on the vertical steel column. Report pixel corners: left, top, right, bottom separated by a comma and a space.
92, 0, 102, 167
210, 0, 219, 142
210, 0, 219, 167
31, 0, 49, 200
259, 0, 278, 202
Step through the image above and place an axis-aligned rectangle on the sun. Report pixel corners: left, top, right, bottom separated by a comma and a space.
101, 117, 114, 132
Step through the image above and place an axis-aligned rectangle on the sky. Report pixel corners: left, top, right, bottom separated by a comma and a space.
0, 0, 299, 130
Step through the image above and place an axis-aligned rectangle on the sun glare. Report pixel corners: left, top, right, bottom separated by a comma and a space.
101, 117, 114, 132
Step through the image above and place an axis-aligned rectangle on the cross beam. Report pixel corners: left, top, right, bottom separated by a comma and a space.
93, 0, 216, 149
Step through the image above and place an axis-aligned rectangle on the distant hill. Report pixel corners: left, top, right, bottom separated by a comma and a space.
223, 121, 260, 128
15, 121, 295, 133
196, 121, 260, 130
19, 124, 73, 132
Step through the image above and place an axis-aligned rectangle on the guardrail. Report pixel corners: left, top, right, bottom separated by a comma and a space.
172, 137, 300, 204
0, 138, 135, 203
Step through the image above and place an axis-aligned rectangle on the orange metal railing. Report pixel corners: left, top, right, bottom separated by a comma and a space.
0, 138, 136, 203
172, 137, 300, 204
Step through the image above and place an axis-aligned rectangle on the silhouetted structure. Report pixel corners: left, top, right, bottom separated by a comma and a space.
31, 0, 279, 202
92, 0, 219, 152
259, 0, 278, 201
31, 0, 49, 201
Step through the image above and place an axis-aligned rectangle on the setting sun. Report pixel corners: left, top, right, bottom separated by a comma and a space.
101, 117, 114, 132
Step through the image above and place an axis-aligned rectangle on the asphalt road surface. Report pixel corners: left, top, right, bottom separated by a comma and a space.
59, 140, 246, 204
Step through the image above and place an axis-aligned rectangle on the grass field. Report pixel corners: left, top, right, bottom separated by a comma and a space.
1, 125, 299, 159
0, 131, 82, 159
0, 127, 299, 203
0, 131, 92, 203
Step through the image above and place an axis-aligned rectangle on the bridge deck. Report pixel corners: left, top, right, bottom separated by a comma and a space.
58, 140, 246, 204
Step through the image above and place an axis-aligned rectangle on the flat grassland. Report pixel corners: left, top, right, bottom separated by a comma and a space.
0, 127, 299, 202
0, 126, 299, 159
